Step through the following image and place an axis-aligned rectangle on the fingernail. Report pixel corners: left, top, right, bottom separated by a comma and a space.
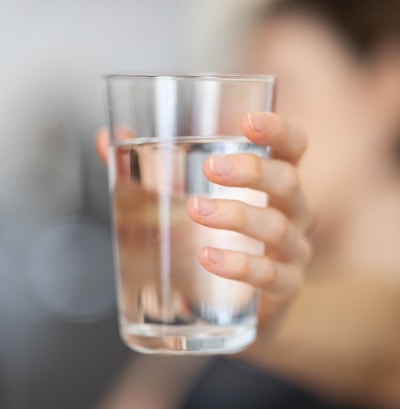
248, 112, 268, 133
193, 197, 214, 216
209, 155, 231, 176
205, 247, 223, 264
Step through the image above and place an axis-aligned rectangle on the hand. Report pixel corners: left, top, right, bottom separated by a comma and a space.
95, 112, 314, 333
184, 113, 314, 330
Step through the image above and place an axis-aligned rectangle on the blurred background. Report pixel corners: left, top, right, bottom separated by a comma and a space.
0, 0, 263, 408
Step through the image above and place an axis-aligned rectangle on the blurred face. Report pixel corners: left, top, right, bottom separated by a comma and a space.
250, 14, 397, 218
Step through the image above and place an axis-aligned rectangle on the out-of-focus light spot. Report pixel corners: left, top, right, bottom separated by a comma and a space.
27, 217, 116, 323
0, 221, 52, 323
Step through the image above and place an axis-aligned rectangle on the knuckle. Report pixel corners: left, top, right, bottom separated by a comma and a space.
230, 154, 264, 188
247, 154, 263, 185
283, 268, 304, 301
270, 211, 290, 245
286, 122, 308, 160
272, 117, 290, 151
234, 253, 251, 280
232, 201, 247, 229
277, 165, 299, 199
276, 164, 300, 199
260, 259, 275, 287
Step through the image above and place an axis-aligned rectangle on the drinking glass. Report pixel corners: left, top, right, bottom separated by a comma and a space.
106, 74, 276, 354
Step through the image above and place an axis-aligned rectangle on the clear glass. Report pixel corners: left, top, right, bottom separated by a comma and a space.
106, 74, 276, 355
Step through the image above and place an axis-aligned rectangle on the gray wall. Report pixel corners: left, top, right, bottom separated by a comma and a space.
0, 1, 191, 408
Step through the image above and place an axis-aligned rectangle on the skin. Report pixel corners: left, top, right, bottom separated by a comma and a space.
95, 13, 400, 409
95, 113, 315, 409
96, 112, 313, 320
244, 13, 400, 408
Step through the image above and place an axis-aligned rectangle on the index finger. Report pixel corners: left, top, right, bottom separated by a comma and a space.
241, 112, 307, 164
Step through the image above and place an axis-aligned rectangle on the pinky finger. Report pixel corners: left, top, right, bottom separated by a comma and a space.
199, 247, 302, 296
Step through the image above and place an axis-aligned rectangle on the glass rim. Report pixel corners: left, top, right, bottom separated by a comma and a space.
105, 73, 276, 83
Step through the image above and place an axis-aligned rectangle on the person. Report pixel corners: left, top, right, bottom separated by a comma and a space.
95, 0, 400, 407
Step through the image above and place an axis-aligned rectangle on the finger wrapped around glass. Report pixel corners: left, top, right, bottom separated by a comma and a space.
106, 74, 276, 354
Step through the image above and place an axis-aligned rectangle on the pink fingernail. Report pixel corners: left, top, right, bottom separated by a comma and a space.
193, 197, 214, 216
205, 247, 224, 264
248, 112, 268, 133
209, 155, 231, 176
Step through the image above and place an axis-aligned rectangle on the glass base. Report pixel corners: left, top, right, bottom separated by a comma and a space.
120, 323, 256, 355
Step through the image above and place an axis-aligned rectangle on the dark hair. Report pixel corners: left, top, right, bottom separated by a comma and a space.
259, 0, 400, 58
